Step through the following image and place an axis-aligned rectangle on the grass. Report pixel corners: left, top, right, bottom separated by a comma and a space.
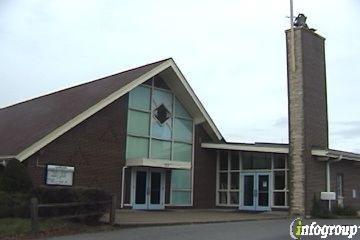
0, 218, 118, 239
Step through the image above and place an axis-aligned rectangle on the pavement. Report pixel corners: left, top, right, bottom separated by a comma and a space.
102, 209, 288, 226
47, 218, 360, 240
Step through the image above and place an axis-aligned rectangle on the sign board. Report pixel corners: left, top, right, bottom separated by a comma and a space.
320, 192, 336, 201
46, 165, 74, 186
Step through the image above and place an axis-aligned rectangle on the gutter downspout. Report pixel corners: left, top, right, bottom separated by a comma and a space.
121, 166, 127, 208
326, 161, 331, 211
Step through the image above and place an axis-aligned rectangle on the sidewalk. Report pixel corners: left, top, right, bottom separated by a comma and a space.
103, 209, 288, 227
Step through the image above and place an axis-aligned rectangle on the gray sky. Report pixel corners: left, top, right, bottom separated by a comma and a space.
1, 0, 359, 153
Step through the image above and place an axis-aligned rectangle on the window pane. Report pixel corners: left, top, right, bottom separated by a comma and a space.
151, 139, 171, 160
151, 118, 172, 140
153, 89, 173, 113
129, 85, 150, 110
230, 192, 239, 204
274, 171, 286, 190
242, 152, 271, 169
174, 118, 192, 142
126, 136, 148, 159
173, 142, 192, 162
219, 173, 228, 190
231, 172, 239, 190
171, 191, 191, 205
175, 98, 191, 118
274, 154, 286, 169
253, 153, 271, 169
219, 151, 228, 170
274, 192, 286, 206
171, 170, 190, 189
231, 151, 239, 170
127, 110, 150, 136
219, 192, 227, 204
242, 152, 252, 170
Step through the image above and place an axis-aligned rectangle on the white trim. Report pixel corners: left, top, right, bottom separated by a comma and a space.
312, 149, 360, 162
15, 59, 222, 161
168, 60, 222, 140
126, 158, 191, 169
0, 156, 15, 160
16, 61, 172, 162
203, 143, 289, 154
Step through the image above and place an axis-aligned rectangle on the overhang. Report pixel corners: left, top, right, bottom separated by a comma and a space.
126, 158, 191, 170
201, 142, 289, 154
312, 149, 360, 162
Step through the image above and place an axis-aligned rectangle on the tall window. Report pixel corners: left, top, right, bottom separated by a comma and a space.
216, 150, 289, 207
272, 154, 288, 207
218, 151, 240, 206
126, 78, 193, 205
336, 174, 344, 198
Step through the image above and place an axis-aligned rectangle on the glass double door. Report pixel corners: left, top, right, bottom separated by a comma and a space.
240, 172, 271, 211
132, 168, 165, 210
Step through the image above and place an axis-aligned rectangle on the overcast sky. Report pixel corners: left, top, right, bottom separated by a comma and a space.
1, 0, 359, 153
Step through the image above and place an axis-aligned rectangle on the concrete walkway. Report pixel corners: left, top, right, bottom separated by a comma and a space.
103, 209, 288, 226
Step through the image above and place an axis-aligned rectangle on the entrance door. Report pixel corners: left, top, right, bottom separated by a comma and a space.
240, 172, 271, 211
132, 168, 165, 210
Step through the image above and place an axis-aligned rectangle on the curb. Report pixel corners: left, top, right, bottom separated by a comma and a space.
112, 216, 289, 228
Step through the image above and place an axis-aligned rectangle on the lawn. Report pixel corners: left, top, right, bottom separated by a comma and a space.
0, 218, 118, 239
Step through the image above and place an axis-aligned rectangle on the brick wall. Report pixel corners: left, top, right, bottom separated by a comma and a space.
330, 161, 360, 210
193, 124, 217, 208
24, 95, 128, 203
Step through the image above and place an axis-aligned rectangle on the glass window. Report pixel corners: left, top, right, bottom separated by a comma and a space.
171, 191, 191, 205
154, 104, 171, 124
336, 174, 343, 197
230, 172, 239, 190
230, 151, 239, 170
219, 173, 228, 189
274, 154, 286, 169
242, 152, 252, 170
153, 89, 173, 113
151, 139, 171, 160
253, 153, 271, 169
274, 171, 286, 190
274, 192, 286, 206
129, 85, 151, 110
242, 152, 271, 170
219, 192, 227, 204
173, 142, 192, 162
127, 110, 150, 136
230, 192, 239, 204
171, 170, 190, 189
151, 118, 172, 140
126, 136, 148, 159
174, 98, 191, 118
174, 118, 192, 142
219, 151, 228, 170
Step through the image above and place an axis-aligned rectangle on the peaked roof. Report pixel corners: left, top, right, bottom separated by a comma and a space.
0, 58, 222, 161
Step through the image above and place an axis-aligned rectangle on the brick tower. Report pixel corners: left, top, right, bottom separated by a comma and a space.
286, 15, 329, 216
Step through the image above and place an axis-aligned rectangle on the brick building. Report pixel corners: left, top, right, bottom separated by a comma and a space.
0, 25, 359, 216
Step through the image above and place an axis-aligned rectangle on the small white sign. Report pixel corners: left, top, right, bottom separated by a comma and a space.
320, 192, 336, 201
46, 165, 74, 186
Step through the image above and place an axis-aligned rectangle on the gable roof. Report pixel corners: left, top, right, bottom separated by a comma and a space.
0, 58, 223, 161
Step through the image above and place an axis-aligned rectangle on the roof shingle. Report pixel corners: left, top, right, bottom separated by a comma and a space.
0, 58, 170, 156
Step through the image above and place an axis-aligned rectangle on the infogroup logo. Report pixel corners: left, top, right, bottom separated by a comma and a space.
290, 218, 359, 239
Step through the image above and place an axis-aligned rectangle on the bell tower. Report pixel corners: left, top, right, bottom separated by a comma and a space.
286, 14, 329, 216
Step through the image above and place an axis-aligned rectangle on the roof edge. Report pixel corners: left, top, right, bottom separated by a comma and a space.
16, 59, 173, 161
201, 142, 289, 154
14, 58, 223, 161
